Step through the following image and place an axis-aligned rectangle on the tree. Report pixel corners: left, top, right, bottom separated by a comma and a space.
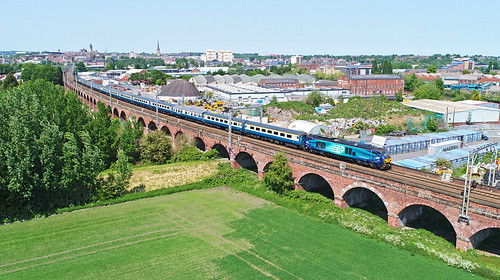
94, 150, 131, 201
470, 90, 481, 101
20, 64, 62, 85
381, 60, 393, 74
395, 90, 404, 102
119, 117, 143, 163
413, 83, 442, 100
75, 61, 87, 72
462, 69, 470, 74
371, 60, 379, 74
404, 74, 423, 92
0, 80, 105, 220
432, 78, 445, 92
2, 73, 18, 89
426, 118, 438, 132
150, 70, 167, 85
427, 65, 437, 73
175, 58, 188, 69
87, 102, 120, 167
263, 152, 294, 194
104, 61, 115, 71
140, 130, 172, 164
114, 149, 133, 193
304, 90, 323, 107
270, 96, 278, 105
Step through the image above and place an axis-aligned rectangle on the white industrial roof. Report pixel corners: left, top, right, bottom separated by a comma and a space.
402, 99, 500, 114
288, 120, 330, 135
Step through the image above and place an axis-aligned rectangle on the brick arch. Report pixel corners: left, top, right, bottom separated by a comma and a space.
469, 227, 500, 251
120, 111, 127, 120
148, 121, 157, 131
235, 151, 258, 172
211, 143, 229, 159
398, 203, 457, 244
137, 117, 146, 128
263, 161, 273, 172
174, 130, 184, 139
470, 223, 500, 238
342, 186, 388, 221
113, 108, 119, 118
160, 125, 171, 136
340, 181, 387, 205
393, 200, 456, 228
193, 137, 206, 151
298, 173, 334, 200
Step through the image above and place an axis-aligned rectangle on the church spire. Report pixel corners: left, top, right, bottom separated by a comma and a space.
156, 41, 161, 56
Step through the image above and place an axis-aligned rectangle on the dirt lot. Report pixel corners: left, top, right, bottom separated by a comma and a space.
128, 160, 223, 191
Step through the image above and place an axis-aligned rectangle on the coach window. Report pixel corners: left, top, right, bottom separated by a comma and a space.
250, 126, 254, 130
274, 131, 278, 135
256, 127, 260, 131
286, 134, 292, 138
280, 133, 285, 137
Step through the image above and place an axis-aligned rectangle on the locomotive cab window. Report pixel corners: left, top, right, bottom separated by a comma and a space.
316, 141, 326, 149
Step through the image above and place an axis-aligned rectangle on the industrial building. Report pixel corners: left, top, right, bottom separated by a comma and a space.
338, 74, 404, 96
402, 99, 500, 125
382, 130, 484, 155
394, 142, 498, 170
205, 84, 348, 103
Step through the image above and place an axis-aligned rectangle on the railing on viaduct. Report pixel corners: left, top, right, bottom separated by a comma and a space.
63, 67, 500, 252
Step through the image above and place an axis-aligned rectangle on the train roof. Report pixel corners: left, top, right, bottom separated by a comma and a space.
307, 134, 385, 151
204, 111, 246, 123
244, 120, 307, 135
171, 104, 206, 114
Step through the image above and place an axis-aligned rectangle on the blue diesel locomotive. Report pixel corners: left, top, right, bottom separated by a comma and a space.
75, 76, 392, 169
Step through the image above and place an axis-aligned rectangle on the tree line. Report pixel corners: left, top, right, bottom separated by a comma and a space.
0, 68, 221, 222
0, 76, 148, 222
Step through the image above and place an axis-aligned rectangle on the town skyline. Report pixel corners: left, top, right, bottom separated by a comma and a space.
3, 0, 500, 56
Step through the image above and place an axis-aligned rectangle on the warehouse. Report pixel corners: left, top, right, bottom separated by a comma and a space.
394, 143, 499, 170
402, 99, 500, 125
383, 130, 484, 155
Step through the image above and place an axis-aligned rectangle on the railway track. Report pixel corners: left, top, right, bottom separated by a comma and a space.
68, 78, 500, 211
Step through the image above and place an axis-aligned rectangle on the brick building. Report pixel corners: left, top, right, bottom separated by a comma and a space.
459, 74, 481, 85
259, 78, 300, 89
338, 75, 404, 96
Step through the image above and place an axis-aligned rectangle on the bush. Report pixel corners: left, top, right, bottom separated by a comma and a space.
304, 90, 323, 107
434, 158, 452, 168
263, 152, 294, 194
141, 130, 172, 164
427, 118, 438, 132
172, 145, 219, 162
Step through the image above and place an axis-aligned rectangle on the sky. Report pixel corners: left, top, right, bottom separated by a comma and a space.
2, 0, 499, 56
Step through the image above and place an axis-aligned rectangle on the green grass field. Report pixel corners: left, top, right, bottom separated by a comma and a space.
0, 187, 480, 279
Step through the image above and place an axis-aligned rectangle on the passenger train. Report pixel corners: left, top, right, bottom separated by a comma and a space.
75, 76, 392, 169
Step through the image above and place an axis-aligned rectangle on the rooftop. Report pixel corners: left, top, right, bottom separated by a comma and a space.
350, 75, 403, 80
402, 99, 500, 114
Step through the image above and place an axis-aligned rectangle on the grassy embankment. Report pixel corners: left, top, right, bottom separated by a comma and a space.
266, 97, 431, 128
0, 161, 498, 279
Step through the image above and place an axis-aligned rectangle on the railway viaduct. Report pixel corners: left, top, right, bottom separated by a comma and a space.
64, 69, 500, 252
